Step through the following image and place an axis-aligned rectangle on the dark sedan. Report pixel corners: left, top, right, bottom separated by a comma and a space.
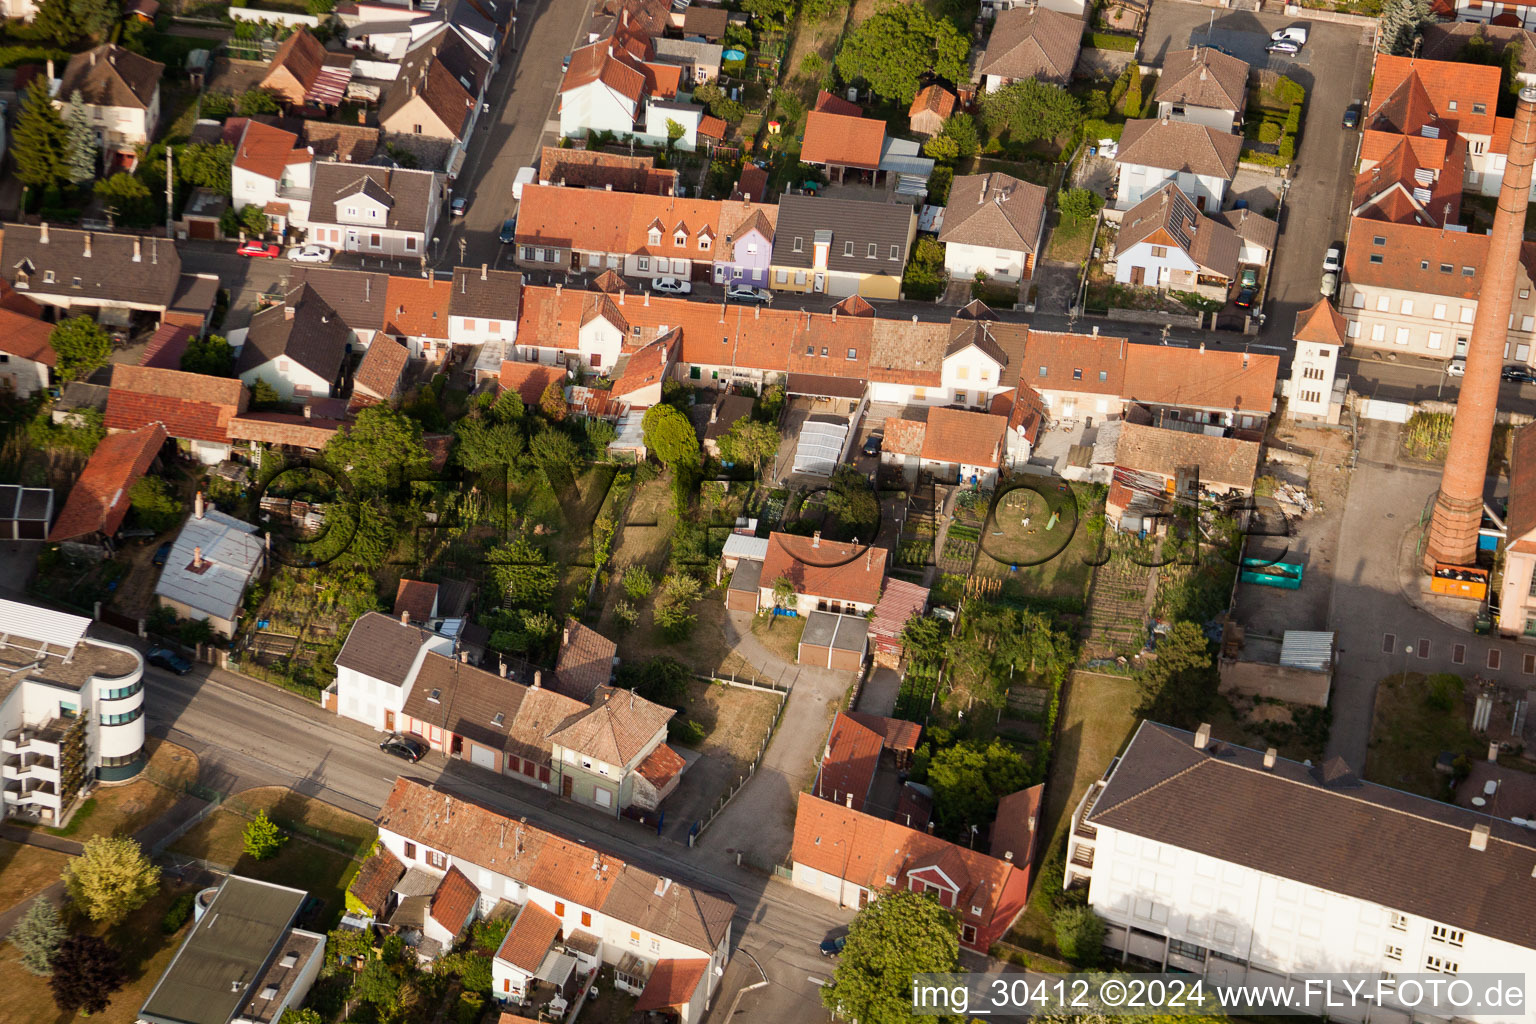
861, 433, 883, 457
1503, 366, 1536, 385
146, 647, 192, 675
819, 935, 846, 957
1233, 286, 1259, 310
380, 734, 427, 762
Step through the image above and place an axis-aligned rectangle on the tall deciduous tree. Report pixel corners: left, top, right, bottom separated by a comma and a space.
13, 77, 68, 192
539, 379, 567, 421
641, 404, 699, 469
49, 316, 112, 384
835, 4, 970, 104
48, 934, 126, 1015
64, 91, 96, 185
180, 335, 234, 377
715, 415, 779, 474
453, 412, 525, 472
178, 141, 235, 193
822, 889, 966, 1024
323, 406, 429, 493
979, 79, 1084, 145
926, 738, 1030, 838
7, 897, 65, 976
487, 536, 559, 609
95, 172, 154, 227
63, 836, 160, 925
1134, 620, 1217, 729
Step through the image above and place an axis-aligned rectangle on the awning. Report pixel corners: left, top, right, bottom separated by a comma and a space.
792, 416, 849, 476
535, 951, 577, 986
305, 65, 352, 106
786, 373, 865, 398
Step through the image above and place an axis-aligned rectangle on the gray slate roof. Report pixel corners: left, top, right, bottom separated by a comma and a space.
153, 509, 264, 623
771, 195, 914, 274
309, 164, 441, 235
335, 610, 442, 686
237, 284, 353, 384
286, 266, 391, 332
449, 265, 523, 321
2, 225, 181, 307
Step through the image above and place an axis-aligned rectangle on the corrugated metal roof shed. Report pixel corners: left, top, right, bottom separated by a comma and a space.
153, 509, 264, 623
722, 533, 769, 563
1279, 630, 1335, 672
792, 417, 848, 476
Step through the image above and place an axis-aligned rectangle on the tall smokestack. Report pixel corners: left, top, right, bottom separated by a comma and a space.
1425, 86, 1536, 569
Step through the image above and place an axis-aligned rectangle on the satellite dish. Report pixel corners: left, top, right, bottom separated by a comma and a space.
1472, 797, 1487, 807
1485, 780, 1499, 796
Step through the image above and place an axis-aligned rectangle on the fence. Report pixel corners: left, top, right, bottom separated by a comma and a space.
693, 672, 792, 696
222, 792, 376, 860
228, 6, 321, 26
691, 689, 789, 843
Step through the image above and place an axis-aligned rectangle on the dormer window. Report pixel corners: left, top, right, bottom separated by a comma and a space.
648, 228, 662, 245
698, 236, 711, 251
43, 270, 55, 284
843, 241, 854, 257
428, 688, 442, 703
71, 276, 81, 288
673, 231, 686, 246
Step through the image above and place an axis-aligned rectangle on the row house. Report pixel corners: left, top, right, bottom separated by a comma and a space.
231, 119, 315, 234
1107, 422, 1263, 530
1066, 721, 1536, 1024
938, 172, 1049, 284
379, 24, 494, 175
1340, 218, 1536, 365
307, 164, 445, 259
370, 777, 734, 1022
288, 264, 519, 353
103, 364, 248, 465
235, 284, 352, 402
791, 791, 1030, 952
558, 33, 710, 151
536, 145, 679, 195
769, 195, 916, 300
1352, 132, 1465, 228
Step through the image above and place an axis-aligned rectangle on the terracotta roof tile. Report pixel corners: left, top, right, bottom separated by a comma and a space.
494, 901, 561, 973
429, 865, 479, 935
138, 323, 193, 370
758, 532, 887, 606
547, 684, 673, 766
909, 84, 955, 121
553, 620, 618, 701
226, 412, 344, 450
1507, 422, 1536, 543
1369, 55, 1500, 142
263, 27, 326, 96
634, 959, 710, 1012
613, 334, 674, 398
1020, 329, 1127, 395
867, 580, 929, 643
0, 307, 55, 365
1115, 421, 1261, 489
920, 407, 1005, 468
1117, 118, 1242, 180
352, 335, 408, 405
1343, 217, 1488, 299
234, 119, 304, 182
868, 322, 947, 387
989, 783, 1043, 865
882, 417, 927, 456
384, 276, 452, 340
1121, 344, 1277, 414
394, 579, 439, 623
105, 364, 247, 444
348, 847, 405, 916
538, 146, 677, 194
635, 743, 686, 789
814, 90, 862, 117
816, 712, 883, 811
800, 110, 885, 169
1292, 299, 1348, 347
846, 711, 922, 751
48, 423, 165, 541
499, 361, 565, 406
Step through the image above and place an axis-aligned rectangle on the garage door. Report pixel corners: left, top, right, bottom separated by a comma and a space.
187, 219, 217, 241
470, 744, 496, 770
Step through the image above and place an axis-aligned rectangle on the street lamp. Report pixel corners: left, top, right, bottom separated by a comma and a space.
1401, 645, 1415, 687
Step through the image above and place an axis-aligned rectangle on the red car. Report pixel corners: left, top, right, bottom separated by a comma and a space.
237, 241, 281, 258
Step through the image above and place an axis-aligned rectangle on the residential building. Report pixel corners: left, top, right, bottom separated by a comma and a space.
1, 225, 184, 320
920, 406, 1007, 487
307, 164, 445, 259
373, 777, 733, 1015
993, 383, 1048, 468
1447, 0, 1536, 28
153, 496, 266, 638
558, 40, 649, 141
514, 187, 730, 283
227, 412, 345, 455
769, 196, 916, 299
991, 783, 1044, 869
682, 5, 727, 40
47, 423, 165, 544
236, 284, 353, 402
1352, 132, 1466, 227
379, 27, 493, 173
1365, 56, 1507, 198
814, 711, 883, 810
756, 531, 888, 615
546, 685, 676, 814
103, 365, 248, 465
814, 89, 862, 117
797, 611, 869, 670
537, 145, 678, 194
973, 5, 1082, 91
260, 27, 354, 109
231, 119, 314, 234
1286, 300, 1346, 423
138, 876, 325, 1024
711, 198, 778, 288
0, 599, 147, 826
700, 392, 755, 459
939, 172, 1048, 283
1114, 183, 1240, 297
652, 37, 722, 83
0, 306, 55, 398
52, 45, 163, 159
908, 84, 956, 137
1011, 329, 1125, 421
1214, 207, 1279, 267
448, 264, 523, 347
1154, 47, 1249, 131
350, 335, 409, 410
1114, 118, 1243, 211
799, 110, 885, 182
1107, 422, 1262, 528
1119, 344, 1277, 434
1065, 720, 1536, 1024
382, 274, 453, 361
1422, 23, 1536, 88
287, 265, 390, 344
553, 620, 618, 701
1500, 423, 1536, 636
331, 611, 455, 732
791, 791, 1030, 951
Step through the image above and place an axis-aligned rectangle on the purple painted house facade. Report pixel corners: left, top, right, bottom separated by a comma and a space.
712, 206, 776, 289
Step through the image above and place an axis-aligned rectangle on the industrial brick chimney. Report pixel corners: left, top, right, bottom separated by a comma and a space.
1425, 85, 1536, 569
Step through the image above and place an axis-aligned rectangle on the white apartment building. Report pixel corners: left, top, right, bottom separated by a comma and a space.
1067, 721, 1536, 1024
1287, 300, 1346, 423
0, 600, 146, 826
331, 611, 454, 732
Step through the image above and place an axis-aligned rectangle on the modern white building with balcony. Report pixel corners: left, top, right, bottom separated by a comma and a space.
0, 599, 146, 826
1066, 721, 1536, 1024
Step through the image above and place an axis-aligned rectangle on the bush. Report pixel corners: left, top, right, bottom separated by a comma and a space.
669, 718, 706, 746
1258, 121, 1281, 144
1426, 673, 1463, 712
1054, 905, 1105, 965
160, 893, 195, 934
1275, 75, 1306, 105
622, 565, 655, 599
1084, 31, 1138, 51
457, 992, 484, 1024
1284, 102, 1303, 134
129, 476, 181, 533
1057, 187, 1102, 223
242, 810, 287, 861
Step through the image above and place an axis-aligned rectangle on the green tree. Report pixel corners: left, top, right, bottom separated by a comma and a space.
237, 89, 282, 116
1134, 620, 1217, 729
539, 379, 567, 421
666, 118, 686, 150
453, 412, 525, 471
242, 809, 287, 861
238, 203, 270, 238
323, 406, 429, 493
249, 377, 281, 410
835, 4, 970, 104
715, 416, 778, 473
1058, 187, 1103, 223
622, 564, 655, 599
901, 616, 950, 665
923, 132, 959, 162
63, 837, 160, 925
926, 739, 1030, 838
642, 404, 699, 469
741, 0, 794, 23
280, 1009, 326, 1024
823, 889, 964, 1024
7, 897, 65, 976
178, 141, 236, 194
615, 655, 689, 705
488, 536, 559, 609
64, 91, 96, 185
939, 113, 979, 158
980, 79, 1083, 144
48, 934, 126, 1015
180, 334, 234, 376
95, 172, 154, 227
771, 575, 795, 611
128, 476, 181, 533
49, 315, 112, 384
1379, 0, 1431, 55
354, 958, 403, 1011
826, 464, 880, 541
529, 427, 580, 477
1053, 905, 1105, 966
13, 77, 68, 192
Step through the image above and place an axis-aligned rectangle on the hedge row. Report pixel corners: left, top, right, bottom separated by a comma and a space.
1084, 32, 1138, 51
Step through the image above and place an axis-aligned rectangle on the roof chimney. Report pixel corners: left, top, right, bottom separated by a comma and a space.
499, 661, 508, 678
38, 222, 48, 245
563, 623, 570, 645
1471, 823, 1491, 851
285, 305, 295, 321
845, 793, 853, 808
812, 530, 821, 548
400, 610, 410, 625
532, 670, 542, 688
1263, 747, 1277, 770
1004, 851, 1013, 862
460, 650, 469, 663
1199, 342, 1206, 353
82, 233, 91, 258
195, 491, 205, 520
133, 237, 142, 262
1193, 723, 1211, 750
193, 546, 204, 569
45, 58, 53, 81
481, 263, 488, 281
1091, 325, 1098, 336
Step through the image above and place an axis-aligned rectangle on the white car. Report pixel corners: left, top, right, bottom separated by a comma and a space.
652, 277, 691, 295
1322, 247, 1342, 273
1271, 25, 1308, 45
1447, 358, 1467, 377
1320, 271, 1338, 298
726, 284, 772, 303
287, 245, 333, 264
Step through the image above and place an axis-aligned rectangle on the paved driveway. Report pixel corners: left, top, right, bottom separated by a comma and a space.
1141, 1, 1374, 346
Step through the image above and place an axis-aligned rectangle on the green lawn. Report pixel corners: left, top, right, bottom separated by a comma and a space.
1045, 211, 1096, 263
1366, 671, 1480, 798
975, 479, 1100, 605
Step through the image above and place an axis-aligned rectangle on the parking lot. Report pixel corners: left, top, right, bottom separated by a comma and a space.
1141, 3, 1375, 345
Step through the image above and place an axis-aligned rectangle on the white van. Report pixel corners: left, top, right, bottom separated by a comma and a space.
512, 166, 537, 200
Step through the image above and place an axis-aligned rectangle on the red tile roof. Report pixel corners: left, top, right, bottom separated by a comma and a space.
48, 422, 166, 541
882, 417, 927, 456
553, 619, 618, 701
352, 334, 408, 403
696, 114, 726, 141
634, 959, 710, 1012
562, 40, 647, 104
801, 111, 885, 170
909, 84, 956, 122
758, 532, 888, 606
1293, 300, 1348, 347
1369, 55, 1500, 141
499, 361, 565, 406
814, 90, 862, 117
732, 164, 769, 202
0, 307, 55, 365
494, 901, 562, 973
989, 783, 1043, 865
635, 743, 686, 790
846, 711, 922, 753
612, 334, 673, 398
138, 323, 193, 370
1342, 218, 1489, 299
1121, 345, 1279, 415
1020, 330, 1127, 395
429, 865, 479, 937
234, 119, 306, 182
105, 364, 248, 443
394, 579, 439, 623
348, 847, 405, 916
816, 712, 884, 812
920, 407, 1005, 469
644, 61, 682, 99
384, 275, 452, 340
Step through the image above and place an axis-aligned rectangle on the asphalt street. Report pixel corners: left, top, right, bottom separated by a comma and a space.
142, 662, 849, 1024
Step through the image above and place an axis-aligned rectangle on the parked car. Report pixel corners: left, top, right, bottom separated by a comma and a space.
1266, 40, 1300, 55
237, 241, 281, 258
1239, 267, 1259, 289
651, 277, 691, 295
152, 542, 171, 567
725, 284, 772, 303
1503, 366, 1536, 384
287, 244, 333, 264
451, 196, 469, 217
1270, 25, 1309, 44
1342, 104, 1361, 129
561, 54, 571, 73
380, 734, 427, 762
499, 218, 517, 244
1448, 358, 1467, 377
819, 935, 846, 957
1233, 286, 1259, 310
862, 433, 883, 456
146, 647, 192, 675
1322, 247, 1342, 273
1319, 272, 1338, 298
513, 165, 537, 200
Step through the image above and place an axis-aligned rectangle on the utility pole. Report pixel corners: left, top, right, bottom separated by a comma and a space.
165, 147, 174, 239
